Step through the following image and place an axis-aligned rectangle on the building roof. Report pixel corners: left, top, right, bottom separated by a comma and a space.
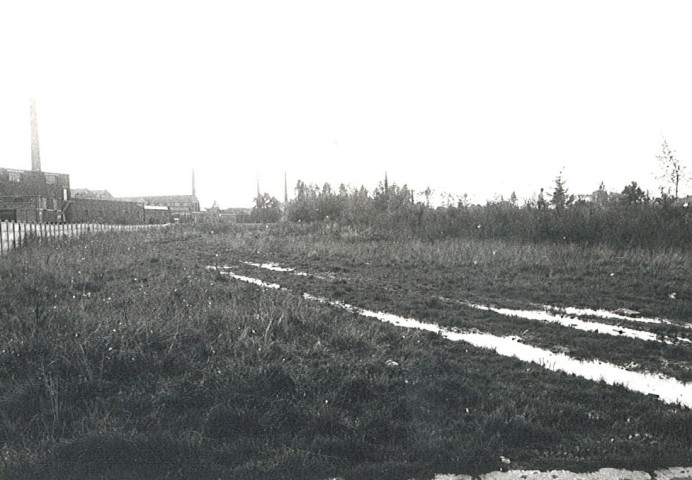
1, 167, 68, 177
117, 195, 199, 205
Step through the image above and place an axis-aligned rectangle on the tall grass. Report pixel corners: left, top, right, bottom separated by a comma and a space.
1, 226, 691, 479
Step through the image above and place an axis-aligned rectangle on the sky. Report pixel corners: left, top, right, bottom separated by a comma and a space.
1, 0, 691, 208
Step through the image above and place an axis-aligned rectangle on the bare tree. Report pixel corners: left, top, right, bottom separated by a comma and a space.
656, 138, 688, 199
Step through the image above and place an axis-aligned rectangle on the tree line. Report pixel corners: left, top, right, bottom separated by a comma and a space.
246, 175, 687, 249
247, 140, 690, 249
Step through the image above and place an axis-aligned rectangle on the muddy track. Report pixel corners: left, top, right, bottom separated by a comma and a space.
207, 262, 692, 409
218, 258, 692, 383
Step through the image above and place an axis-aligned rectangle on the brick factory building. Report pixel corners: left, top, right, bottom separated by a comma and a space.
0, 99, 71, 222
0, 168, 70, 222
1, 100, 200, 225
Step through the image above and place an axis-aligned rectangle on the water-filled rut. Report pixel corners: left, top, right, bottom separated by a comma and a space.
207, 264, 692, 409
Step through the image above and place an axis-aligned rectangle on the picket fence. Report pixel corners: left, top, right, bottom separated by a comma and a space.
0, 221, 161, 254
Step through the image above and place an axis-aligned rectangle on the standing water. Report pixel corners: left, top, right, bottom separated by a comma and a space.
207, 266, 692, 409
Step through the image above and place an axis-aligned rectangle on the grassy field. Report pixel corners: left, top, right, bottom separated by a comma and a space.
0, 225, 690, 479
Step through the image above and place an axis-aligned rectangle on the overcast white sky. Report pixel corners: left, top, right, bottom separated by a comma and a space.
1, 1, 691, 208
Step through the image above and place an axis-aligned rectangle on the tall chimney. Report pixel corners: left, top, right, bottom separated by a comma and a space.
30, 98, 41, 171
284, 171, 288, 204
192, 169, 196, 196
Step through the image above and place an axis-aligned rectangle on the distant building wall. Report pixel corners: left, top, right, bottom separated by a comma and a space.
65, 198, 144, 224
0, 196, 39, 222
143, 205, 171, 224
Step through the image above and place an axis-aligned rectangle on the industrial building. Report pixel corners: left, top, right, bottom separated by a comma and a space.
0, 167, 71, 222
0, 100, 71, 222
0, 99, 198, 225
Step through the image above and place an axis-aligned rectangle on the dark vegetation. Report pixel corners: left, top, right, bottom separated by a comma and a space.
1, 225, 690, 479
248, 178, 691, 250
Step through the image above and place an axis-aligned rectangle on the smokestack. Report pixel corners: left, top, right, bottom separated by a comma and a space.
284, 171, 288, 204
30, 98, 41, 171
192, 169, 196, 196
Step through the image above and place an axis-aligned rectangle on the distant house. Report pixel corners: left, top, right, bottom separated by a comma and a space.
0, 168, 70, 222
219, 207, 251, 223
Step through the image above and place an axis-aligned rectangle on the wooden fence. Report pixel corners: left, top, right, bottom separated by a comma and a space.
0, 221, 162, 254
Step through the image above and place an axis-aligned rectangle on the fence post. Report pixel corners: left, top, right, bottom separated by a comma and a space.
0, 221, 3, 254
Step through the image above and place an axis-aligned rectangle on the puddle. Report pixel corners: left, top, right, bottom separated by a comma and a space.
208, 265, 692, 409
447, 298, 689, 345
539, 304, 690, 329
206, 266, 283, 289
241, 261, 296, 273
241, 261, 329, 279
